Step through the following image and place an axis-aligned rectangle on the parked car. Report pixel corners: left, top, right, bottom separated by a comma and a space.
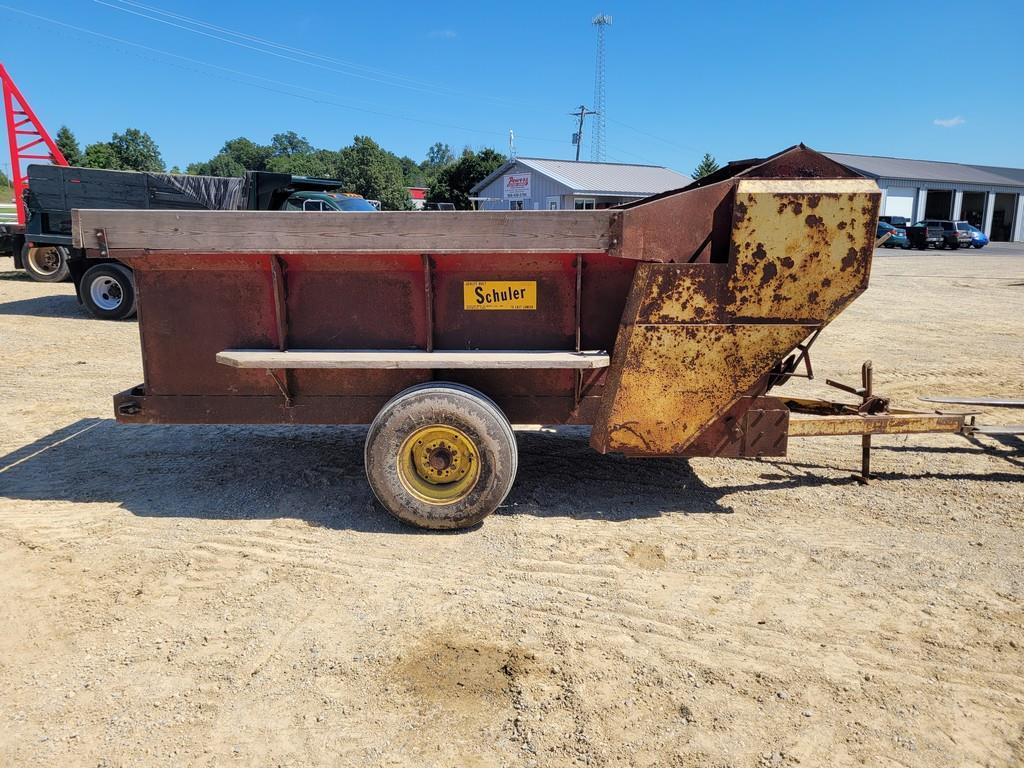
955, 221, 988, 248
906, 220, 962, 250
878, 215, 911, 229
876, 221, 909, 248
947, 221, 973, 248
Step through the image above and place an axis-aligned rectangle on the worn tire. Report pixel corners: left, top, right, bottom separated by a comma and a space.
81, 263, 137, 321
364, 382, 517, 530
22, 244, 70, 282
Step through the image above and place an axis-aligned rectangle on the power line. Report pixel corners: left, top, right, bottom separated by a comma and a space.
113, 0, 508, 99
93, 0, 536, 109
605, 116, 703, 155
2, 2, 702, 167
0, 4, 567, 151
99, 0, 697, 161
604, 145, 663, 166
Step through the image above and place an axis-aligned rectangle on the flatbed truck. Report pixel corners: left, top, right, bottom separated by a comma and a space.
7, 165, 374, 319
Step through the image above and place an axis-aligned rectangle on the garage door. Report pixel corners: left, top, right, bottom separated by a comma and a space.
883, 187, 916, 219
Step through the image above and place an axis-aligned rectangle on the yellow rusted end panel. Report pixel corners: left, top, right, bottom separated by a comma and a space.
599, 323, 812, 453
789, 414, 963, 437
629, 263, 725, 323
592, 177, 882, 455
728, 179, 879, 320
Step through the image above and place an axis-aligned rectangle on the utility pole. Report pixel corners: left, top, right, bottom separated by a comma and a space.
570, 104, 597, 162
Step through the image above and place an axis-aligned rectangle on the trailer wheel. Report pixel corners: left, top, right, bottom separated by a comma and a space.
364, 383, 517, 530
81, 263, 137, 321
22, 244, 70, 282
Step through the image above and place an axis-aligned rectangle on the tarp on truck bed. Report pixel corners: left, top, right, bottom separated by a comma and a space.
25, 165, 244, 238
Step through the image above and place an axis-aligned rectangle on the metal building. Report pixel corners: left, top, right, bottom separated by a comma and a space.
826, 152, 1024, 242
470, 157, 690, 211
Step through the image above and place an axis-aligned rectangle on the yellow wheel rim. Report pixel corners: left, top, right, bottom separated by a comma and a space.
397, 425, 480, 505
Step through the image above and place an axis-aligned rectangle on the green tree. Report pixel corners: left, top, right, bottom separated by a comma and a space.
110, 128, 165, 171
399, 155, 426, 188
418, 142, 456, 191
55, 126, 82, 166
427, 147, 506, 210
82, 141, 122, 170
0, 168, 10, 188
691, 153, 720, 180
266, 148, 340, 178
336, 136, 411, 210
424, 142, 455, 169
187, 137, 274, 176
221, 137, 272, 171
270, 131, 314, 158
188, 154, 246, 177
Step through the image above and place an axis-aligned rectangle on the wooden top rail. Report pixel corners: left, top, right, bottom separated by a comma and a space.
72, 209, 618, 254
216, 349, 611, 370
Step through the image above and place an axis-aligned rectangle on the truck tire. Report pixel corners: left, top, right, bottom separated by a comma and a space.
81, 263, 137, 321
22, 244, 71, 282
364, 382, 518, 530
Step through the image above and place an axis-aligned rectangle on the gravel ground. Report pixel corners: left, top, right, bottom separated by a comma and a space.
0, 249, 1022, 767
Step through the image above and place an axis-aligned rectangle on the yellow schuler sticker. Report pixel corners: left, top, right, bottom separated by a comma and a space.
463, 281, 537, 310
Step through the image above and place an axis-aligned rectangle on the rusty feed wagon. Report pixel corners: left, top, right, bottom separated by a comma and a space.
73, 146, 977, 529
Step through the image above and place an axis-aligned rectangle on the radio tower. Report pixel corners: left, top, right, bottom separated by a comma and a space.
590, 13, 612, 162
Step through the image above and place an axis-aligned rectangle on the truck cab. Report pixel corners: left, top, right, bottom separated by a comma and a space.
281, 191, 378, 212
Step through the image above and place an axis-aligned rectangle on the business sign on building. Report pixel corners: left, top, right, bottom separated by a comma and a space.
503, 172, 531, 200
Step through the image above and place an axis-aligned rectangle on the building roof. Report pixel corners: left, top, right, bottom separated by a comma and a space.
471, 157, 691, 197
824, 152, 1024, 189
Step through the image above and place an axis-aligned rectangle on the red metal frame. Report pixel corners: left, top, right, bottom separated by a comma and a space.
1, 63, 67, 225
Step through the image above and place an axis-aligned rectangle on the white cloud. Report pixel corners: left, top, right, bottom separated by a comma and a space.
933, 116, 966, 128
429, 29, 458, 39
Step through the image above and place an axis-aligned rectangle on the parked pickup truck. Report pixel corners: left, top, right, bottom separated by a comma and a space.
905, 220, 964, 250
9, 165, 375, 319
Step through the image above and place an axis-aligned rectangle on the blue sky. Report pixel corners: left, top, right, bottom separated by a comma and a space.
2, 0, 1022, 175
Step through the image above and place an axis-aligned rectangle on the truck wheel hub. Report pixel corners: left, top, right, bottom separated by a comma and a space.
90, 276, 124, 310
27, 247, 61, 275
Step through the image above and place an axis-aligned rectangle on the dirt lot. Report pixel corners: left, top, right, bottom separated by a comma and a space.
1, 249, 1022, 767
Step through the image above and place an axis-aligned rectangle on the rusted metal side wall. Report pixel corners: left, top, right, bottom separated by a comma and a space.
126, 250, 634, 425
591, 178, 880, 455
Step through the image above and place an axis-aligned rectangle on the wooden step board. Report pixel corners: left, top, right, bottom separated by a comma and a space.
216, 349, 610, 370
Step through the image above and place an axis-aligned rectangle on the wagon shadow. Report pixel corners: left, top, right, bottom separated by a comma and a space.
0, 419, 741, 531
0, 294, 94, 320
1, 420, 1019, 533
768, 433, 1023, 474
508, 428, 734, 520
0, 419, 408, 534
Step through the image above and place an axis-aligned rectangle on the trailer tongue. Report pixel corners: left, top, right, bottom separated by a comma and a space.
72, 145, 1007, 529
